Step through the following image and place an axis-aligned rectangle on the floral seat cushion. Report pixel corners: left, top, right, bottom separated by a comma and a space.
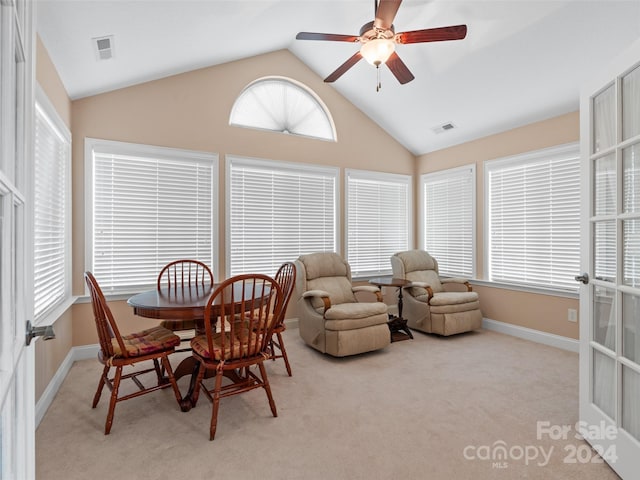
191, 328, 264, 361
111, 325, 180, 357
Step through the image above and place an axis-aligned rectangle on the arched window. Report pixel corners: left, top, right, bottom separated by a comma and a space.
229, 76, 336, 142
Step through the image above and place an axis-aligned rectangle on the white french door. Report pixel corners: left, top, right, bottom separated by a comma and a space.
0, 0, 35, 478
579, 37, 640, 479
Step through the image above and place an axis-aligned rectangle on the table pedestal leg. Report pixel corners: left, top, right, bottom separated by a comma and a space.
388, 286, 413, 341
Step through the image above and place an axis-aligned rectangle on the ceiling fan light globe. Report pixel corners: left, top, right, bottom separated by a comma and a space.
360, 38, 395, 66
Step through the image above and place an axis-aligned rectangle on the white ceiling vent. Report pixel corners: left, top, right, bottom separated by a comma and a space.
93, 35, 114, 60
431, 122, 456, 134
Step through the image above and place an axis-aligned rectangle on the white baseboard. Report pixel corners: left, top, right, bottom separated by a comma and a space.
482, 318, 579, 353
35, 344, 99, 428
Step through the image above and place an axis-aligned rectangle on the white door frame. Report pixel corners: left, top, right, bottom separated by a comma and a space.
579, 37, 640, 480
0, 0, 35, 478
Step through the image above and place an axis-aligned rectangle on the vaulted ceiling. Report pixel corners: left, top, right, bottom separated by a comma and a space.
36, 0, 640, 155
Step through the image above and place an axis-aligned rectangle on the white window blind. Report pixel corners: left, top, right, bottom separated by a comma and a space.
34, 95, 71, 320
228, 156, 337, 276
346, 169, 411, 277
87, 139, 216, 293
486, 143, 580, 291
422, 165, 475, 278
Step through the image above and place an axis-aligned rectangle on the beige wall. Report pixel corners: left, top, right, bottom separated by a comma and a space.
36, 36, 71, 128
70, 49, 416, 346
417, 111, 581, 339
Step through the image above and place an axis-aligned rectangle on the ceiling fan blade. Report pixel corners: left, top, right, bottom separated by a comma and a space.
385, 51, 414, 84
396, 24, 467, 44
296, 32, 359, 42
373, 0, 402, 30
324, 51, 363, 83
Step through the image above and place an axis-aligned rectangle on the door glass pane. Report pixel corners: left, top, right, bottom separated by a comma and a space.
593, 84, 616, 154
0, 414, 3, 480
623, 65, 640, 141
623, 219, 640, 287
595, 221, 616, 282
622, 366, 640, 441
0, 385, 15, 480
595, 153, 616, 216
624, 144, 640, 213
594, 285, 616, 350
623, 292, 640, 362
593, 349, 616, 419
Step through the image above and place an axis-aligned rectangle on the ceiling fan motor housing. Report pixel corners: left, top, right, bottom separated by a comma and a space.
359, 20, 395, 42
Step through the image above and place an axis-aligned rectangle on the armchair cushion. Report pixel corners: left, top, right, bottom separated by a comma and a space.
324, 301, 388, 320
325, 314, 389, 331
429, 291, 479, 306
306, 276, 356, 309
406, 270, 443, 296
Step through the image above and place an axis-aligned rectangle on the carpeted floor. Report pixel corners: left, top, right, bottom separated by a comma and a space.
36, 327, 620, 479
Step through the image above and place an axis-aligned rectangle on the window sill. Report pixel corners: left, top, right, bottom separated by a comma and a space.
34, 295, 78, 327
74, 292, 142, 304
469, 279, 578, 300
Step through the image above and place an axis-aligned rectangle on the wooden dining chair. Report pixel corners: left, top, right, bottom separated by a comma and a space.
84, 272, 183, 434
157, 259, 214, 348
190, 274, 284, 440
268, 262, 297, 376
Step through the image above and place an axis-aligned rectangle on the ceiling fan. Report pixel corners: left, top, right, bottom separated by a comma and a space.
296, 0, 467, 90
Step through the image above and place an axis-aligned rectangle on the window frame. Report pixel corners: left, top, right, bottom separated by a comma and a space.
229, 76, 337, 142
84, 138, 218, 295
33, 85, 73, 325
484, 142, 580, 293
345, 168, 412, 279
420, 164, 476, 279
225, 154, 339, 278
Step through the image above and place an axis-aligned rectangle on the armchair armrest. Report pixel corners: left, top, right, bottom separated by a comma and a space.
441, 277, 472, 292
302, 290, 332, 313
406, 281, 433, 302
352, 285, 383, 302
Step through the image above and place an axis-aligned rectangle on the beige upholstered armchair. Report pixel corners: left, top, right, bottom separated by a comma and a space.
295, 252, 390, 357
391, 250, 482, 336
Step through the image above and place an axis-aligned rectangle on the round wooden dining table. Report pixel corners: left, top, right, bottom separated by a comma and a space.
128, 283, 263, 411
128, 285, 213, 323
128, 285, 213, 411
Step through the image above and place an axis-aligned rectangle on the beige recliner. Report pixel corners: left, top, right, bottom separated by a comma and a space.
295, 252, 390, 357
391, 250, 482, 336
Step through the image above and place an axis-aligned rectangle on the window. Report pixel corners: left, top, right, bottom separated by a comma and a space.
227, 155, 338, 276
229, 77, 336, 141
85, 139, 217, 294
34, 87, 71, 321
485, 143, 580, 291
346, 169, 411, 277
421, 165, 475, 278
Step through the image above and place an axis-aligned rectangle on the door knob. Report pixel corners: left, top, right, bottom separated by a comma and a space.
574, 273, 589, 285
25, 320, 56, 346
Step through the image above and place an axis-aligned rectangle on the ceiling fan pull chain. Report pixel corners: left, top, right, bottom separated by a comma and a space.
376, 64, 381, 92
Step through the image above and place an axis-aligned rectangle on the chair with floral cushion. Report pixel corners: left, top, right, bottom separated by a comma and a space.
268, 262, 297, 376
190, 273, 283, 440
157, 259, 214, 349
84, 271, 183, 434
